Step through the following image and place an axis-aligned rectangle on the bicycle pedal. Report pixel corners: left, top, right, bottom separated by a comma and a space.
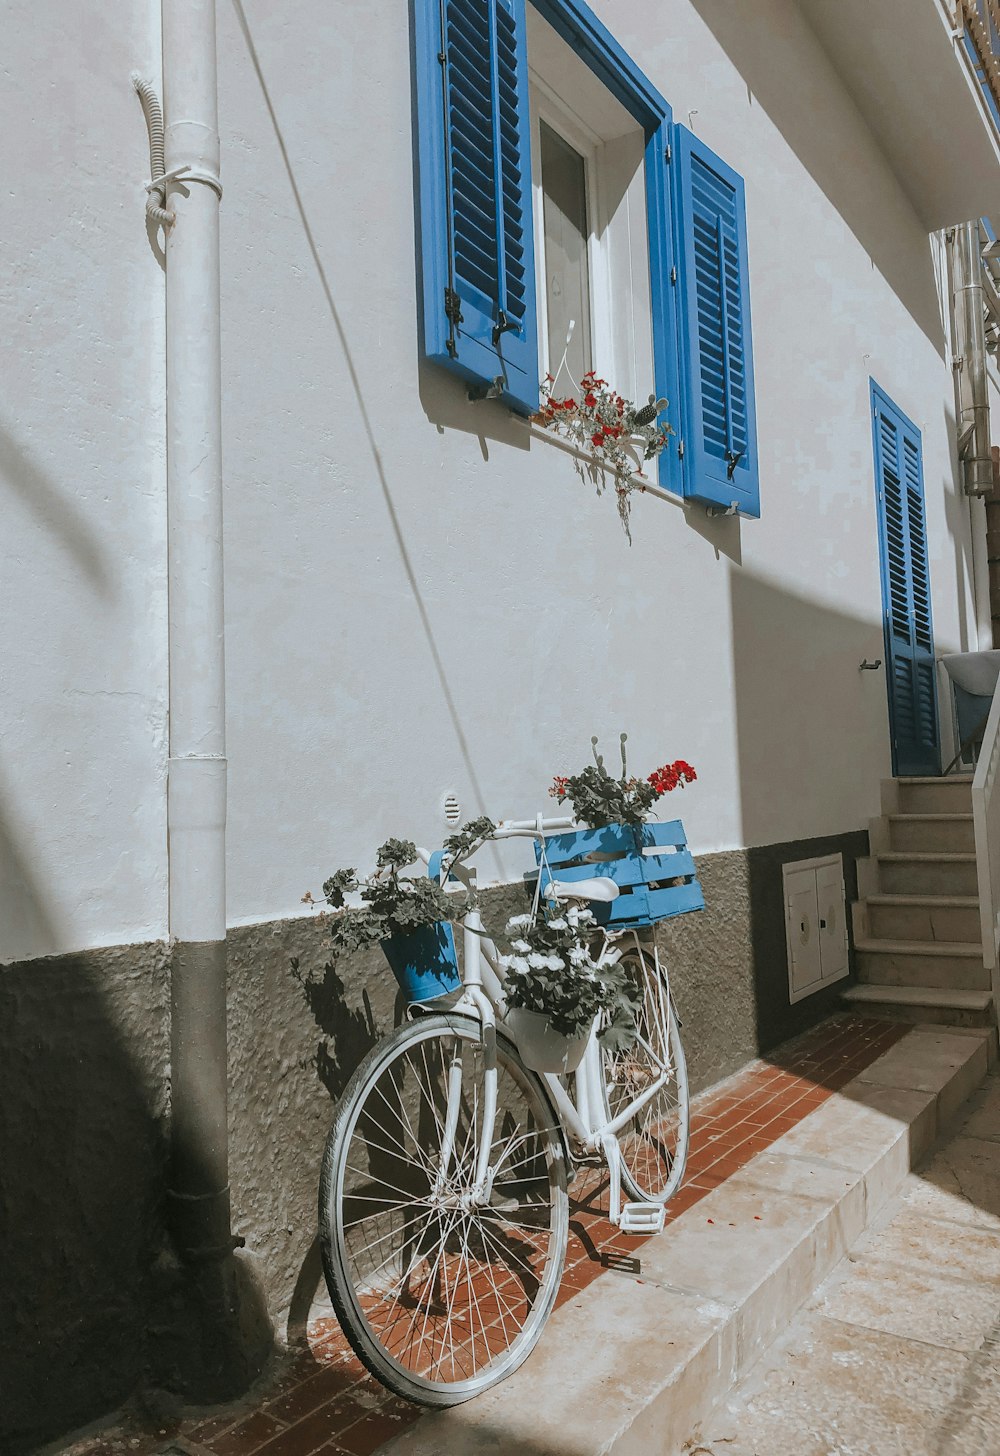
619, 1202, 666, 1235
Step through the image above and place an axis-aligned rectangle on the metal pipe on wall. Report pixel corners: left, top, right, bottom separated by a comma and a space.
955, 220, 995, 497
162, 0, 231, 1264
153, 0, 270, 1400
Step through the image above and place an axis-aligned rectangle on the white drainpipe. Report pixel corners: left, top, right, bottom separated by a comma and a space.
161, 0, 231, 1264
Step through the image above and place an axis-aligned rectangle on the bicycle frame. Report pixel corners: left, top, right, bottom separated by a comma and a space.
416, 818, 675, 1227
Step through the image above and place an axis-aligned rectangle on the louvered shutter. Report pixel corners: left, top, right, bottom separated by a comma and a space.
414, 0, 539, 414
871, 385, 940, 776
672, 125, 759, 516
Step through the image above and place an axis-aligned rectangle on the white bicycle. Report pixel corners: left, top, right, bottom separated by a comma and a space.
318, 814, 696, 1405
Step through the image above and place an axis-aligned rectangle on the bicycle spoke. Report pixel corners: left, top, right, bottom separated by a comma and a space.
321, 1017, 567, 1400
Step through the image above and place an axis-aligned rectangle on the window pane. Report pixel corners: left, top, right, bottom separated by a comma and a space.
540, 121, 592, 392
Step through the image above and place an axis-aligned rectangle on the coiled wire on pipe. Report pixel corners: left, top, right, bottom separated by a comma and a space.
131, 72, 173, 227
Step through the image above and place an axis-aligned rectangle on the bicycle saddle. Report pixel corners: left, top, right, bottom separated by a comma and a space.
541, 875, 620, 903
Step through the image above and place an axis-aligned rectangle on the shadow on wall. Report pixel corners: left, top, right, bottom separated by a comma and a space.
0, 421, 114, 599
0, 422, 116, 960
731, 568, 891, 1051
0, 944, 275, 1456
686, 0, 946, 352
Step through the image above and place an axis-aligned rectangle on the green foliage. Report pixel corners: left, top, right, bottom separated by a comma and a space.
441, 816, 496, 870
535, 372, 672, 539
323, 839, 464, 961
322, 818, 497, 962
376, 838, 419, 871
549, 733, 696, 829
499, 906, 640, 1046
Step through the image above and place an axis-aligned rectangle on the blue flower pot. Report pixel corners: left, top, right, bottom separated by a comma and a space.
380, 922, 461, 1003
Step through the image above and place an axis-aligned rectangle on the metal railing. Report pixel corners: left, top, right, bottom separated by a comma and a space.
972, 675, 1000, 1015
959, 0, 1000, 121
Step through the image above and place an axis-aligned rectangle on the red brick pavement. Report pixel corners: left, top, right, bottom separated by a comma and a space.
60, 1014, 910, 1456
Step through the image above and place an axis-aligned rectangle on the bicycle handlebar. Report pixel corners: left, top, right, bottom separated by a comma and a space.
493, 815, 575, 837
415, 815, 575, 881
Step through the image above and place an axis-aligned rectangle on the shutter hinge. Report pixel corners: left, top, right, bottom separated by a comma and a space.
670, 266, 677, 284
664, 143, 672, 163
678, 438, 685, 459
444, 288, 464, 357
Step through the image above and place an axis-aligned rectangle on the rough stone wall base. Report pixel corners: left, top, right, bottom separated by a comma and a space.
0, 827, 866, 1452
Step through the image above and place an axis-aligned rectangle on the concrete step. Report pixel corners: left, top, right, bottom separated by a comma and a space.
886, 813, 975, 854
891, 776, 973, 815
841, 983, 995, 1027
381, 1029, 992, 1456
876, 851, 979, 897
854, 893, 982, 945
854, 938, 991, 991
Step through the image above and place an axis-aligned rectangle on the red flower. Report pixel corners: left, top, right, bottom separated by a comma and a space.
648, 759, 697, 796
592, 431, 606, 447
549, 774, 570, 800
584, 392, 597, 408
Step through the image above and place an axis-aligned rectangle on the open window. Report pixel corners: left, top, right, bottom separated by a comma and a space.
413, 0, 760, 518
527, 7, 654, 407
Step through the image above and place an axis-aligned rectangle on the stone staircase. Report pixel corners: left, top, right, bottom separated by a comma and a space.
844, 774, 995, 1027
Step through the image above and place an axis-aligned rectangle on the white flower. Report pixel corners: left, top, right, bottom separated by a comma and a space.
545, 955, 565, 971
501, 955, 530, 975
568, 947, 587, 966
547, 917, 568, 931
527, 952, 547, 969
507, 914, 533, 930
511, 939, 531, 954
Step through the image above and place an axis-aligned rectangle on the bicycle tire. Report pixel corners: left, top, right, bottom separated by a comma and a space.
319, 1012, 569, 1406
600, 940, 690, 1204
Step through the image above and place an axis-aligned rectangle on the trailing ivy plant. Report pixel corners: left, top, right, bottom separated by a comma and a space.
533, 371, 671, 540
549, 734, 696, 830
323, 838, 457, 960
499, 905, 641, 1050
321, 819, 497, 961
439, 815, 496, 875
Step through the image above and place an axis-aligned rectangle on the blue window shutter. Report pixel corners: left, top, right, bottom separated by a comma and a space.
870, 384, 939, 775
672, 125, 759, 516
414, 0, 539, 415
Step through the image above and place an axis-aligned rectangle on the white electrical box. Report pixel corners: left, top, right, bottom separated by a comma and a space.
782, 853, 849, 1003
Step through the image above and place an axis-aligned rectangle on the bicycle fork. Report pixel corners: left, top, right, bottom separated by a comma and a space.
433, 912, 500, 1209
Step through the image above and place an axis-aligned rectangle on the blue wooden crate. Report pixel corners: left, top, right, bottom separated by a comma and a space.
535, 819, 704, 929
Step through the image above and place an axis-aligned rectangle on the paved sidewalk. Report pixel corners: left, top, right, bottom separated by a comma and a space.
53, 1015, 910, 1456
689, 1068, 1000, 1456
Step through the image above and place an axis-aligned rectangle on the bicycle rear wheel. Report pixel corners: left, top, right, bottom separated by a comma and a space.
600, 940, 689, 1204
319, 1013, 568, 1406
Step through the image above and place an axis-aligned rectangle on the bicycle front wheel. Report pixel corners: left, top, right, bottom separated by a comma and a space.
319, 1013, 568, 1406
601, 940, 690, 1204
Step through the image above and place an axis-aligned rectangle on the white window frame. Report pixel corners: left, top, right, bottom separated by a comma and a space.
526, 41, 653, 405
529, 78, 608, 390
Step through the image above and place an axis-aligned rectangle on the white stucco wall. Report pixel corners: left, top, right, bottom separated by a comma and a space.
1, 0, 987, 958
217, 0, 979, 925
0, 2, 168, 961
